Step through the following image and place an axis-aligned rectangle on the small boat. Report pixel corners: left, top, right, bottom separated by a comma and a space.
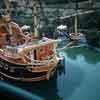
0, 15, 59, 82
69, 32, 85, 41
56, 25, 85, 42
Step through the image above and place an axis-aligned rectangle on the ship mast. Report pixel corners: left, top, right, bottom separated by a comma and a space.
3, 0, 14, 45
74, 0, 78, 34
4, 0, 13, 35
75, 14, 78, 34
32, 0, 41, 37
4, 0, 11, 16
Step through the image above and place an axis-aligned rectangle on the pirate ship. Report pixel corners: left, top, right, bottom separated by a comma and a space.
0, 15, 59, 82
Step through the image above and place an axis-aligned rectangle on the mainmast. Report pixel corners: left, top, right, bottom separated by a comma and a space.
32, 0, 41, 37
74, 0, 78, 34
4, 0, 11, 16
3, 0, 14, 45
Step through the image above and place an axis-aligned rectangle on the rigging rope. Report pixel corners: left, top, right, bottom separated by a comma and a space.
56, 41, 86, 51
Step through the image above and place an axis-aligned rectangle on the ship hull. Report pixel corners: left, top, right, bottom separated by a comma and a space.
0, 56, 58, 82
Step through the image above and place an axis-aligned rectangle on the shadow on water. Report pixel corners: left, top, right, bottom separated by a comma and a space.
57, 52, 84, 100
2, 72, 62, 100
64, 46, 100, 64
0, 81, 43, 100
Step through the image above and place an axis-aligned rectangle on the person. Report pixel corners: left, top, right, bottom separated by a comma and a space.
21, 25, 31, 36
0, 14, 31, 45
57, 25, 70, 40
0, 14, 11, 47
41, 33, 48, 42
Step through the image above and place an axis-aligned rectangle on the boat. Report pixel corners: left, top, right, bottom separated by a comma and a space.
69, 32, 85, 41
0, 15, 59, 82
56, 24, 85, 42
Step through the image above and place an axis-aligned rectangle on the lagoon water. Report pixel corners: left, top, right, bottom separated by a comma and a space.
0, 46, 100, 100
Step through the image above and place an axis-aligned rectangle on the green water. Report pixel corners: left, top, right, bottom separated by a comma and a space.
58, 47, 100, 100
1, 46, 100, 100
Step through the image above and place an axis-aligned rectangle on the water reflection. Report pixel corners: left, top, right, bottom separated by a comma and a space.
57, 52, 84, 100
57, 55, 66, 76
64, 47, 100, 64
